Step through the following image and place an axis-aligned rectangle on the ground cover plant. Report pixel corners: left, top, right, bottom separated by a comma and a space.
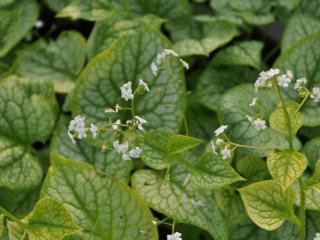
1, 0, 320, 239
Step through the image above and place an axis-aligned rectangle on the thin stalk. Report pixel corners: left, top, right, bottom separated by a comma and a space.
299, 179, 306, 240
230, 142, 273, 151
183, 116, 189, 136
275, 85, 293, 150
295, 91, 310, 113
0, 207, 27, 228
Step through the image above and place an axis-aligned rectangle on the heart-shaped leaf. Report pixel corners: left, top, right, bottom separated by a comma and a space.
71, 22, 186, 132
15, 31, 86, 93
267, 150, 307, 189
0, 79, 57, 190
281, 13, 320, 52
41, 154, 158, 240
212, 41, 263, 69
0, 0, 38, 57
131, 169, 228, 240
239, 180, 298, 231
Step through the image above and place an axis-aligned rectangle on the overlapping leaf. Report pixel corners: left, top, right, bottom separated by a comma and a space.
239, 180, 298, 231
0, 79, 57, 190
0, 0, 38, 57
41, 154, 158, 240
15, 31, 86, 93
132, 169, 228, 240
72, 22, 186, 132
302, 137, 320, 170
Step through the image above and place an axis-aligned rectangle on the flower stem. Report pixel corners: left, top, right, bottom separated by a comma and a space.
230, 142, 273, 151
275, 85, 293, 150
295, 91, 310, 113
299, 178, 306, 240
0, 207, 27, 228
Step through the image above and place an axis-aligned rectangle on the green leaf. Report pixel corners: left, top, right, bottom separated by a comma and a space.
131, 169, 228, 240
267, 150, 307, 189
235, 156, 269, 183
276, 210, 320, 240
274, 33, 320, 127
269, 102, 303, 137
88, 17, 166, 59
0, 0, 38, 57
213, 188, 247, 227
41, 154, 158, 240
0, 137, 42, 190
218, 84, 301, 157
305, 160, 320, 191
44, 0, 70, 12
229, 219, 277, 240
194, 66, 257, 112
15, 31, 86, 93
7, 220, 26, 240
0, 215, 3, 238
239, 180, 298, 231
0, 79, 57, 190
137, 130, 178, 170
227, 0, 272, 13
188, 153, 245, 189
298, 0, 320, 18
51, 116, 132, 182
25, 198, 80, 240
173, 20, 239, 56
212, 41, 263, 69
167, 134, 202, 154
281, 13, 320, 52
302, 137, 320, 171
58, 0, 191, 22
72, 22, 186, 132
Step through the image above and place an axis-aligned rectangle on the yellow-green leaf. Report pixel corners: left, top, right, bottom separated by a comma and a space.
267, 150, 307, 189
0, 214, 4, 238
269, 102, 303, 137
26, 198, 80, 240
239, 180, 297, 231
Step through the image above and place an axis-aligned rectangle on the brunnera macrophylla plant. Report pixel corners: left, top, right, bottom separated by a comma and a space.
1, 1, 320, 240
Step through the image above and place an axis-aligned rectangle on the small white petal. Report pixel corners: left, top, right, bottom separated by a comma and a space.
214, 125, 228, 137
180, 59, 189, 70
167, 232, 182, 240
35, 20, 44, 28
249, 97, 258, 107
120, 81, 134, 101
105, 108, 115, 113
252, 118, 267, 131
90, 124, 98, 138
128, 147, 143, 158
139, 79, 149, 92
220, 147, 231, 160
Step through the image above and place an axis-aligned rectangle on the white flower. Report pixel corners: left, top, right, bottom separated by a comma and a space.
255, 68, 280, 91
220, 147, 231, 160
214, 125, 228, 137
128, 147, 142, 158
249, 97, 258, 107
112, 119, 121, 131
190, 199, 204, 207
167, 232, 182, 240
210, 141, 217, 155
311, 87, 320, 103
180, 59, 189, 70
35, 20, 44, 28
183, 174, 191, 186
134, 116, 148, 131
151, 62, 158, 76
286, 70, 293, 79
105, 108, 116, 113
215, 138, 224, 146
139, 79, 149, 92
152, 220, 158, 225
252, 118, 267, 131
267, 68, 280, 78
120, 81, 134, 101
122, 154, 130, 161
126, 120, 133, 125
113, 140, 128, 154
314, 233, 320, 240
68, 115, 87, 139
163, 49, 179, 57
294, 77, 307, 91
90, 124, 98, 138
278, 74, 291, 88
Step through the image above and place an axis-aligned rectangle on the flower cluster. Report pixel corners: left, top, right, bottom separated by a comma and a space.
113, 140, 142, 160
167, 232, 182, 240
68, 115, 98, 144
211, 125, 231, 160
314, 233, 320, 240
254, 68, 279, 91
151, 49, 189, 76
